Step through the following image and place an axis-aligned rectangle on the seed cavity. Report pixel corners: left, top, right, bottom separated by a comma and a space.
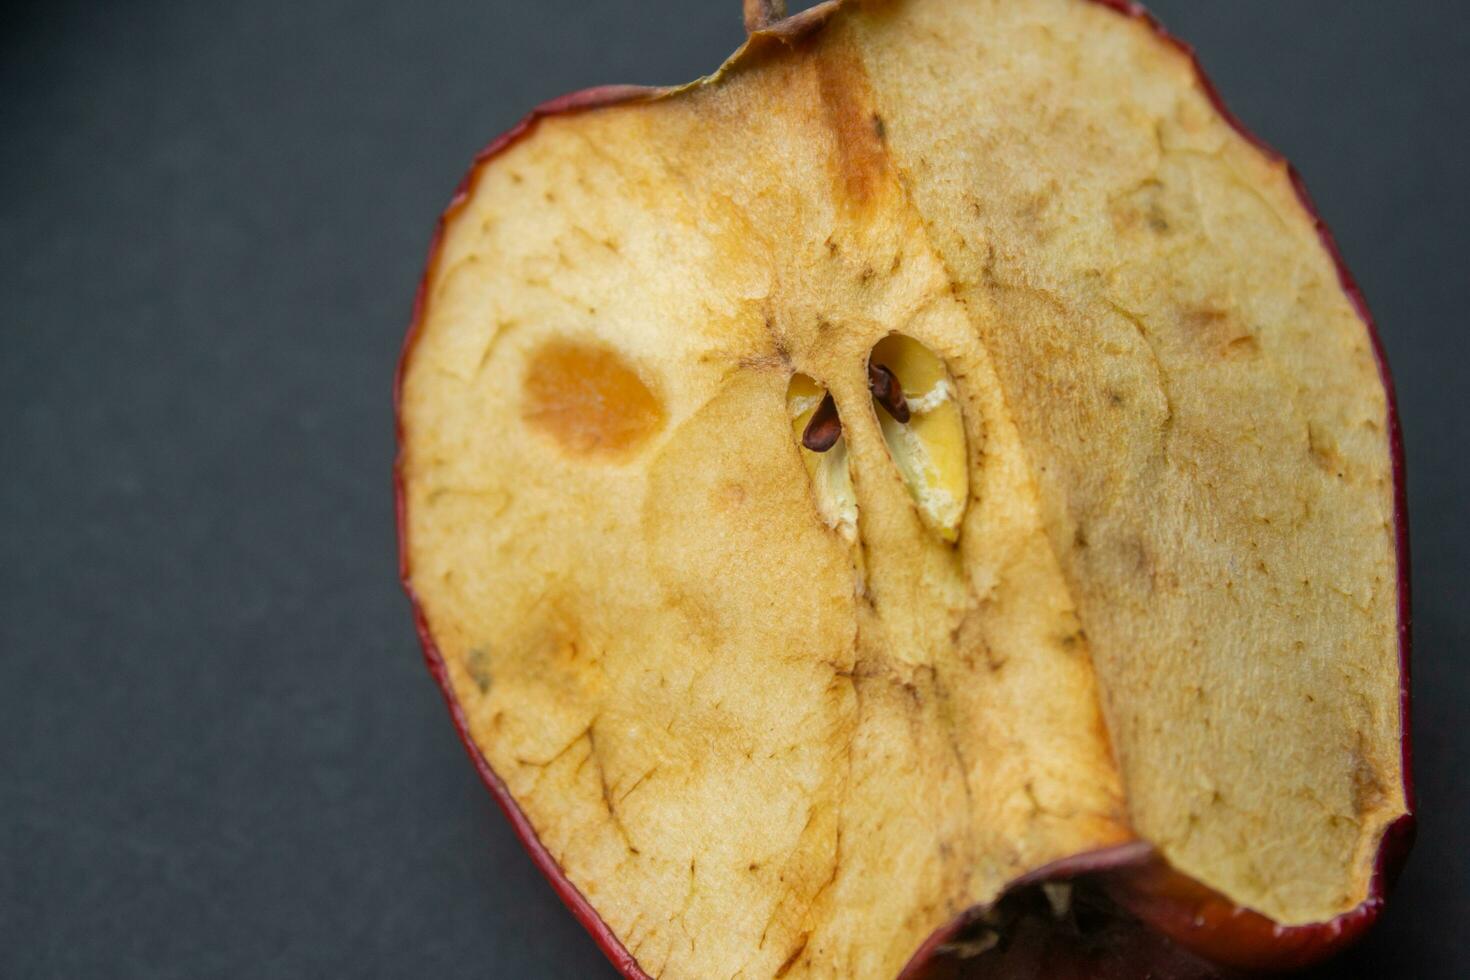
788, 374, 858, 541
869, 335, 969, 541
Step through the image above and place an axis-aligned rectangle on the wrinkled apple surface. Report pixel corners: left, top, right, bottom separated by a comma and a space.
397, 0, 1409, 976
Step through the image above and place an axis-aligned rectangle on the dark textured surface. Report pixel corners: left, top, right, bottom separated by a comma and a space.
2, 1, 1465, 976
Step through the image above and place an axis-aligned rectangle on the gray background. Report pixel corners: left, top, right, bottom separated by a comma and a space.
2, 0, 1465, 976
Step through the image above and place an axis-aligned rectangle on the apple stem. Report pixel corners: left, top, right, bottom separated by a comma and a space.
743, 0, 787, 33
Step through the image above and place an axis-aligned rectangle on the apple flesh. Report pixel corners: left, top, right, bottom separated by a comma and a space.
396, 0, 1412, 976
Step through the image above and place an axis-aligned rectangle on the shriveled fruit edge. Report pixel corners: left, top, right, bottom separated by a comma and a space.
1070, 0, 1414, 971
394, 83, 671, 980
394, 1, 1412, 976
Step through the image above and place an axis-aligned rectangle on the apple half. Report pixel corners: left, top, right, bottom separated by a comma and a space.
395, 0, 1412, 976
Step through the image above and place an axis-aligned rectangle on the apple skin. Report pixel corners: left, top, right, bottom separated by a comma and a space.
394, 2, 1413, 976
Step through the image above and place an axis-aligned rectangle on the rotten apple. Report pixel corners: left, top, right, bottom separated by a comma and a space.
396, 0, 1412, 976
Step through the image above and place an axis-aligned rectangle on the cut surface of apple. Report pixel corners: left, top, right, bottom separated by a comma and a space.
396, 0, 1411, 976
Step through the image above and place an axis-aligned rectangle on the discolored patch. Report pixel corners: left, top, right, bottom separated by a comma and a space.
1350, 738, 1387, 818
466, 648, 493, 693
815, 42, 891, 209
1110, 179, 1171, 237
1307, 420, 1346, 477
1177, 305, 1248, 354
521, 339, 665, 457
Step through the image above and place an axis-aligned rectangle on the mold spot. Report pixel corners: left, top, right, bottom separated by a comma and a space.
466, 648, 493, 693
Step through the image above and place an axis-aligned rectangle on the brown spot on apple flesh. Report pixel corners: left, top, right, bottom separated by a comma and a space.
1307, 420, 1346, 477
1350, 739, 1386, 817
815, 44, 890, 208
1180, 305, 1259, 359
1110, 179, 1171, 237
775, 933, 810, 978
522, 340, 664, 457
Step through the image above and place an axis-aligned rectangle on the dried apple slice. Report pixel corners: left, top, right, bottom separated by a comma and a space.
397, 0, 1411, 976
